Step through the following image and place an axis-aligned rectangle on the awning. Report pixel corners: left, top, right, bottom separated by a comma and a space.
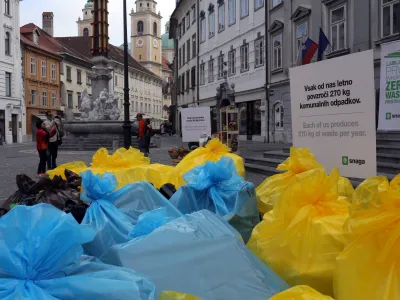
32, 114, 47, 121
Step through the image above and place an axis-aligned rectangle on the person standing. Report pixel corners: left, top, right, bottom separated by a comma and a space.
43, 111, 61, 170
145, 119, 152, 155
36, 119, 56, 177
136, 113, 147, 156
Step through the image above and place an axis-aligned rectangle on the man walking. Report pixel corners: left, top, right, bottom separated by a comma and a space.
43, 111, 61, 170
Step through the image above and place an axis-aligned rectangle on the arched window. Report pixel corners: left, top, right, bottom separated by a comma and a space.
153, 22, 158, 36
137, 21, 144, 35
4, 32, 10, 55
83, 28, 89, 37
274, 103, 284, 129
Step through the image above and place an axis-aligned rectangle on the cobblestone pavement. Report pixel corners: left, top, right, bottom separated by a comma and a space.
0, 137, 266, 202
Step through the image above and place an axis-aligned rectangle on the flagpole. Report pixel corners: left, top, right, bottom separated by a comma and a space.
265, 1, 270, 143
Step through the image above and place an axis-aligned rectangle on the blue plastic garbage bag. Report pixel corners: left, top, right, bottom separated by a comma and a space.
81, 170, 181, 257
169, 157, 259, 242
130, 207, 176, 239
0, 204, 156, 300
101, 210, 289, 300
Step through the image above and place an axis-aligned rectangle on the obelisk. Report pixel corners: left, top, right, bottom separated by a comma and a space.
90, 0, 112, 100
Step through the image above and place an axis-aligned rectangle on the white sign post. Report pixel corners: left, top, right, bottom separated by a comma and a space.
378, 41, 400, 130
289, 50, 376, 178
181, 107, 211, 142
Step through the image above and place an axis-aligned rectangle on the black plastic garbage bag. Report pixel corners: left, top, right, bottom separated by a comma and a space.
3, 174, 38, 210
64, 199, 88, 224
159, 183, 176, 200
65, 169, 82, 189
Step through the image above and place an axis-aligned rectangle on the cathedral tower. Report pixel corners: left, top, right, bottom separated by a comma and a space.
130, 0, 162, 76
77, 0, 93, 37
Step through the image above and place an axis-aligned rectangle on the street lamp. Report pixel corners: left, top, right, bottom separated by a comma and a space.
122, 0, 132, 149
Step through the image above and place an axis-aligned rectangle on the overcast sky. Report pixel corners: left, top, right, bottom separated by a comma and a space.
20, 0, 175, 45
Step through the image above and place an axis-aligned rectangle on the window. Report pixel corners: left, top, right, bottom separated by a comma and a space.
240, 43, 249, 72
228, 49, 236, 76
192, 34, 196, 58
330, 5, 347, 51
182, 17, 186, 35
181, 74, 185, 92
4, 0, 10, 15
67, 93, 73, 108
272, 33, 282, 69
274, 103, 284, 129
191, 67, 196, 88
51, 64, 56, 80
114, 75, 118, 86
86, 72, 91, 85
192, 5, 196, 22
66, 66, 71, 81
139, 55, 142, 60
228, 0, 236, 25
31, 90, 37, 105
255, 37, 264, 67
137, 21, 144, 35
272, 0, 281, 7
30, 58, 36, 75
145, 103, 148, 113
135, 101, 138, 112
183, 44, 186, 64
83, 28, 89, 36
295, 22, 307, 60
208, 58, 214, 82
41, 61, 46, 77
186, 12, 191, 29
218, 3, 225, 32
218, 54, 224, 79
186, 71, 190, 90
200, 63, 205, 85
382, 0, 399, 37
178, 23, 181, 39
200, 16, 206, 42
240, 0, 249, 18
5, 32, 10, 55
52, 92, 57, 107
153, 22, 158, 36
209, 11, 215, 37
42, 92, 47, 106
77, 70, 82, 84
5, 72, 11, 97
140, 102, 143, 112
255, 0, 264, 10
187, 39, 191, 62
179, 48, 182, 67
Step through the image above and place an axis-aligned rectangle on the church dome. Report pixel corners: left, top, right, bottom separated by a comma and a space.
85, 0, 93, 9
161, 32, 174, 49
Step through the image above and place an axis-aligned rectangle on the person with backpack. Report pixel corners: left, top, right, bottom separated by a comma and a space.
43, 111, 63, 170
36, 119, 56, 177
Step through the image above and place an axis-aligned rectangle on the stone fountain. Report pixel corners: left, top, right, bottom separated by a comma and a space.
62, 0, 137, 151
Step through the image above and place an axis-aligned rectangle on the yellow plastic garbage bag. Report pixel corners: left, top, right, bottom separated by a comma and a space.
172, 139, 244, 188
158, 291, 202, 300
248, 168, 349, 296
270, 286, 334, 300
257, 147, 354, 215
91, 147, 150, 170
256, 147, 324, 215
334, 175, 400, 300
47, 161, 88, 179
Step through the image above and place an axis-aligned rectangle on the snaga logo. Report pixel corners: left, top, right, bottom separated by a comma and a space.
386, 113, 400, 120
342, 156, 365, 166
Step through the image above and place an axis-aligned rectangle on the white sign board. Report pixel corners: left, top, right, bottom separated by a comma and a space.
181, 107, 211, 142
289, 50, 376, 178
378, 41, 400, 130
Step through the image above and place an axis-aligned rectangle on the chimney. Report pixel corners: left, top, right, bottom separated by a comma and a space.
42, 12, 54, 36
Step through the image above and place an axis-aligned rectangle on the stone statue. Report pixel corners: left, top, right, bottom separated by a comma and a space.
80, 88, 121, 121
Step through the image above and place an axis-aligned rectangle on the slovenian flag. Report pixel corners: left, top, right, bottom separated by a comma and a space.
302, 38, 318, 65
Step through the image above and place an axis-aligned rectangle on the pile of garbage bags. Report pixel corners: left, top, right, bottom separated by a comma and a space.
3, 141, 400, 299
47, 139, 245, 190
